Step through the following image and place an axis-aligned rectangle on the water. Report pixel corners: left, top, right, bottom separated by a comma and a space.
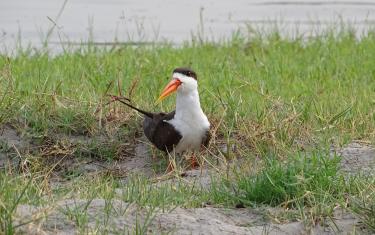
1, 0, 375, 52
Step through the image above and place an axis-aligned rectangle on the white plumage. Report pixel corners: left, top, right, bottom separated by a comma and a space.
166, 72, 210, 153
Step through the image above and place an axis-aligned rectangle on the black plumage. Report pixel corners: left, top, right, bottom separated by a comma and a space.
143, 111, 182, 152
173, 67, 197, 80
114, 98, 210, 153
114, 99, 182, 152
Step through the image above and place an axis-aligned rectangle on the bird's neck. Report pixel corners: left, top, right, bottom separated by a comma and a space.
175, 89, 203, 120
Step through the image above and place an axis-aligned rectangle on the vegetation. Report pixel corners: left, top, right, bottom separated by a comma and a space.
1, 28, 374, 234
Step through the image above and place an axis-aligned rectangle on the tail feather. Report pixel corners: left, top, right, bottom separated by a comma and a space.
114, 98, 154, 118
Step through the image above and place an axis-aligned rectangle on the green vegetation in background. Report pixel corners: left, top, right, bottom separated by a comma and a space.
1, 30, 374, 147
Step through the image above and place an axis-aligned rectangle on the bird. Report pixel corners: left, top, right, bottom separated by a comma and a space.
111, 67, 210, 165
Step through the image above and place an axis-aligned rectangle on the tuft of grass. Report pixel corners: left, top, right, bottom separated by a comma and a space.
209, 152, 375, 231
65, 174, 209, 209
210, 153, 342, 207
0, 173, 44, 234
349, 180, 375, 232
249, 154, 339, 206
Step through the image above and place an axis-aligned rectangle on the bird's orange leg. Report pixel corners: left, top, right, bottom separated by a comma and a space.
190, 153, 199, 168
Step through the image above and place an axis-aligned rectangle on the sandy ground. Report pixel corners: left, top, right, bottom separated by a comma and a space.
1, 124, 374, 234
334, 141, 375, 175
14, 198, 362, 235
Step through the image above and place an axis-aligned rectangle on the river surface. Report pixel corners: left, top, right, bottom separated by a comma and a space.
1, 0, 375, 52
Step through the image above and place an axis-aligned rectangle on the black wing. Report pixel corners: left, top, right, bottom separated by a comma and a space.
112, 99, 182, 152
202, 129, 211, 148
143, 111, 182, 152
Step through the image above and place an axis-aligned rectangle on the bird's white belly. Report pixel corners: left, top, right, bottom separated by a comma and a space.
175, 128, 205, 153
167, 117, 209, 154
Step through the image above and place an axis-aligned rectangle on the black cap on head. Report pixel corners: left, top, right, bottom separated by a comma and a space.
173, 67, 197, 80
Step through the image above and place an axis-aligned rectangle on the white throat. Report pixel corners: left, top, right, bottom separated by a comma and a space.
175, 89, 202, 120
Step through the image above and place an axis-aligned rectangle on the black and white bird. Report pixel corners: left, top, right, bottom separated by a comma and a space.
114, 67, 210, 155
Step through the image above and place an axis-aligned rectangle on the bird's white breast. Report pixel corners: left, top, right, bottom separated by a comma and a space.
166, 86, 210, 154
167, 111, 210, 153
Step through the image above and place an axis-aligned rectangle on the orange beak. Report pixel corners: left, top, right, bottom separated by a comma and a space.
157, 78, 182, 102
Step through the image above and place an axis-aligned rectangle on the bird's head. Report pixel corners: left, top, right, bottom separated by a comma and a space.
157, 67, 198, 102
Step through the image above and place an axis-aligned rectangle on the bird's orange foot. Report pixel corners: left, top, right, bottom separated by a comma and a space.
190, 154, 199, 169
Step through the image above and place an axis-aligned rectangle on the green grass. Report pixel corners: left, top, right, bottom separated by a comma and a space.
209, 152, 375, 227
1, 30, 375, 145
1, 28, 375, 234
211, 152, 342, 207
0, 173, 44, 234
